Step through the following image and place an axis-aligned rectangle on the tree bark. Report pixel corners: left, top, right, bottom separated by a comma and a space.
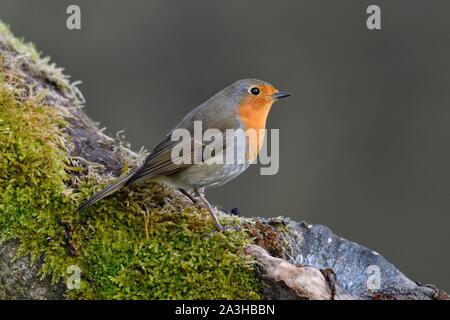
0, 25, 448, 300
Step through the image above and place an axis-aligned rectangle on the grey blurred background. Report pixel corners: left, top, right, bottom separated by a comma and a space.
1, 0, 449, 291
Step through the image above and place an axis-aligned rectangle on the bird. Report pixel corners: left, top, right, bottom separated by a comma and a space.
78, 79, 290, 230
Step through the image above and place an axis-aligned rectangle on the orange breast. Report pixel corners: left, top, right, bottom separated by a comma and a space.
238, 100, 272, 161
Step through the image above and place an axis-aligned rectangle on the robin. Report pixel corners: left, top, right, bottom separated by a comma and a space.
78, 79, 290, 230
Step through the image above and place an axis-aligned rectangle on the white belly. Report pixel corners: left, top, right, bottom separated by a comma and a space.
162, 162, 249, 190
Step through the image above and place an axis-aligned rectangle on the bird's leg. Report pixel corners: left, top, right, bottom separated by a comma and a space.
179, 188, 198, 205
194, 188, 224, 231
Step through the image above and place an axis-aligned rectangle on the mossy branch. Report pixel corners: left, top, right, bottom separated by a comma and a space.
0, 22, 447, 300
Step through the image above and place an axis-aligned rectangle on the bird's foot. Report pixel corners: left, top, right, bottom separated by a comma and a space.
179, 188, 198, 205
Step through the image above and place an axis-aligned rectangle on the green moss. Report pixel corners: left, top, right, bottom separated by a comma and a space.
0, 21, 84, 104
0, 83, 70, 264
0, 23, 262, 300
0, 22, 40, 61
68, 197, 260, 299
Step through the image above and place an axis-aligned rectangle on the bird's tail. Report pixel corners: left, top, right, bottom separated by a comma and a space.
77, 170, 136, 212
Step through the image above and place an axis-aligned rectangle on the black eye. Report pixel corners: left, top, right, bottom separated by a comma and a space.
250, 87, 260, 95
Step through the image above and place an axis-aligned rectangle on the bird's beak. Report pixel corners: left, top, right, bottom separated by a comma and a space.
272, 91, 291, 100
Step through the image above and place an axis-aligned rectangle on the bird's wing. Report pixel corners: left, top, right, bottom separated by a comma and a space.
125, 132, 232, 186
126, 101, 242, 186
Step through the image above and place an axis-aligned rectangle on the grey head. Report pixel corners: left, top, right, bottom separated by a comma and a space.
172, 78, 290, 132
